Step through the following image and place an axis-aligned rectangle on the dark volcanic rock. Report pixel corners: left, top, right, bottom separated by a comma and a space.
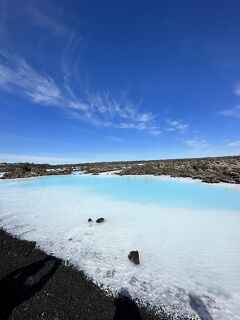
1, 163, 72, 180
0, 229, 168, 320
96, 217, 105, 223
1, 156, 239, 184
88, 218, 92, 223
118, 156, 240, 184
128, 251, 140, 265
2, 163, 45, 179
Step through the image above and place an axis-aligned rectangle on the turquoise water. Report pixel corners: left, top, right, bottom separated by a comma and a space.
3, 174, 240, 211
0, 174, 240, 319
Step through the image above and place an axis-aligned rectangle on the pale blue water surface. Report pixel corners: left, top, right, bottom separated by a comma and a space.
1, 174, 240, 210
0, 173, 240, 320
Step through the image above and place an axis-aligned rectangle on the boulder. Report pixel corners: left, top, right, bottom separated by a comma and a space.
128, 251, 140, 265
88, 218, 92, 223
96, 217, 105, 223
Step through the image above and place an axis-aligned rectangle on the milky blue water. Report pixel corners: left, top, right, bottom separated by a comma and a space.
0, 174, 240, 320
2, 174, 240, 210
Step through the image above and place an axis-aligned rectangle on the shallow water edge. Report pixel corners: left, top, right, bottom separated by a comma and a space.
0, 228, 169, 320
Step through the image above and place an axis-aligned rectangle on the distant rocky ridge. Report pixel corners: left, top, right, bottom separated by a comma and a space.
118, 156, 240, 184
0, 163, 72, 179
0, 155, 240, 184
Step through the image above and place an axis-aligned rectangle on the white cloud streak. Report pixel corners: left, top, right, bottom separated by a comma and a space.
0, 50, 160, 135
0, 152, 143, 164
218, 105, 240, 118
233, 83, 240, 96
165, 119, 189, 133
26, 6, 71, 39
0, 51, 61, 105
226, 140, 240, 147
184, 138, 209, 149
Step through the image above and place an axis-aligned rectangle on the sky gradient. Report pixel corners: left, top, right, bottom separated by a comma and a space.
0, 0, 240, 163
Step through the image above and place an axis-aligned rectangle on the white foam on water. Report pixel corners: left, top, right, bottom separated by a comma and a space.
0, 176, 240, 319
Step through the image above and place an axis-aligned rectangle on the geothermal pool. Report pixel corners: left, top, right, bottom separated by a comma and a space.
0, 174, 240, 319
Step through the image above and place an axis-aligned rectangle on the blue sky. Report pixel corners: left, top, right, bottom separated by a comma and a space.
0, 0, 240, 163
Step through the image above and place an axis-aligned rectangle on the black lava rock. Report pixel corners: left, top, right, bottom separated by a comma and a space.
128, 251, 140, 265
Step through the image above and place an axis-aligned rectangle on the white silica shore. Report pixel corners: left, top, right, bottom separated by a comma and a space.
0, 174, 240, 320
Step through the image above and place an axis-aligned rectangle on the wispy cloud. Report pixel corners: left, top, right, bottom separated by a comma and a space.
218, 105, 240, 118
81, 91, 160, 133
226, 140, 240, 147
0, 151, 143, 164
165, 119, 189, 133
25, 5, 72, 39
26, 5, 86, 81
233, 83, 240, 96
1, 1, 84, 82
184, 137, 209, 149
0, 50, 160, 134
61, 31, 84, 81
217, 83, 240, 118
0, 50, 61, 105
0, 152, 79, 164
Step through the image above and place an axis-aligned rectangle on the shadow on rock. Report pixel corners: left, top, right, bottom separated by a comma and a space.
0, 256, 60, 320
189, 293, 213, 320
113, 288, 142, 320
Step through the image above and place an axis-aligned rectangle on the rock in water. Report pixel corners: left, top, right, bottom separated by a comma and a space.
88, 218, 92, 222
96, 217, 105, 223
128, 251, 140, 265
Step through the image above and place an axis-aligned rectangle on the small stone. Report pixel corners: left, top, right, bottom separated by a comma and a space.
65, 260, 70, 266
128, 250, 140, 265
88, 218, 92, 223
68, 238, 72, 241
96, 217, 105, 223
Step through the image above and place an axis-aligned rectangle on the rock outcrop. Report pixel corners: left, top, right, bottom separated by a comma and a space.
118, 157, 240, 184
1, 163, 72, 179
1, 156, 239, 184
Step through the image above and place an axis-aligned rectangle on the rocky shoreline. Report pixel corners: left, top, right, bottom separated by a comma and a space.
0, 163, 72, 180
0, 155, 240, 184
0, 229, 170, 320
118, 156, 240, 184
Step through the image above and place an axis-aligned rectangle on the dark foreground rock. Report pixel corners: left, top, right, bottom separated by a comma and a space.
128, 251, 140, 265
96, 217, 105, 223
0, 229, 169, 320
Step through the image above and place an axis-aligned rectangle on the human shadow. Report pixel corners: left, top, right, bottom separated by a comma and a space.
189, 293, 213, 320
0, 256, 60, 320
113, 288, 142, 320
